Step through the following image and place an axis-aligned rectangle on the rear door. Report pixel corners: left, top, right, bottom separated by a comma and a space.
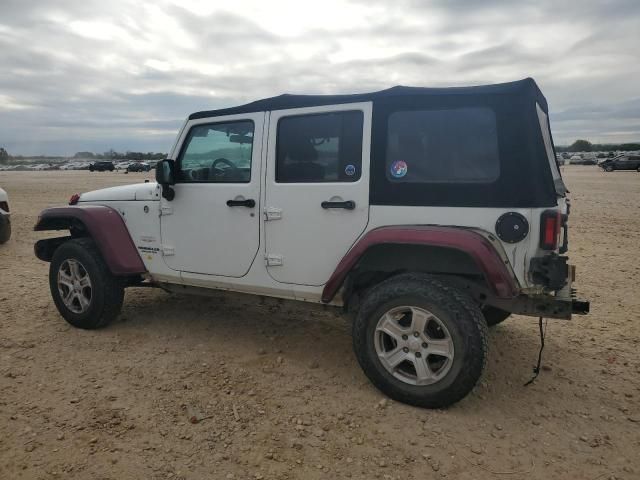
160, 113, 264, 277
264, 103, 372, 286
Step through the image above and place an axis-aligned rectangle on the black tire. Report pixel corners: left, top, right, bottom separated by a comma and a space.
353, 273, 488, 408
49, 238, 124, 329
89, 166, 94, 172
605, 165, 613, 172
0, 218, 10, 244
482, 306, 511, 327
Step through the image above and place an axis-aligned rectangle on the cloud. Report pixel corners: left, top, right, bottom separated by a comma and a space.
0, 0, 639, 155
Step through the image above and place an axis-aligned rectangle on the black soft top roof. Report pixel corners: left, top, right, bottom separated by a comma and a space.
189, 78, 547, 120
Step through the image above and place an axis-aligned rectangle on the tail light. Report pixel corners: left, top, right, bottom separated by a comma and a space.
540, 210, 562, 250
69, 193, 80, 205
0, 201, 8, 213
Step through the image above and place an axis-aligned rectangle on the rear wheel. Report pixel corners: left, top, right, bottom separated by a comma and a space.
49, 238, 124, 329
482, 306, 511, 326
352, 273, 488, 408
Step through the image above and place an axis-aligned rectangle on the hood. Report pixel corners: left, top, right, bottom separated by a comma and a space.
79, 182, 160, 202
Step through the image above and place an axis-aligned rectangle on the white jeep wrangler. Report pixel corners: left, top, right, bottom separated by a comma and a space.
35, 78, 589, 408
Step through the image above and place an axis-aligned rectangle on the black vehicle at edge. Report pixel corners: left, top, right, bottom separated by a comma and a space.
598, 154, 640, 172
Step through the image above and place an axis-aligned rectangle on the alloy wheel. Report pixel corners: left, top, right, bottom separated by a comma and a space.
57, 259, 92, 314
374, 306, 454, 385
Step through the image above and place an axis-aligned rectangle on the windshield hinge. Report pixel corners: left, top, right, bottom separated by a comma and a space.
160, 205, 173, 216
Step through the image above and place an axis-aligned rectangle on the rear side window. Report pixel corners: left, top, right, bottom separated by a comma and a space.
385, 108, 499, 183
536, 103, 562, 182
276, 111, 364, 183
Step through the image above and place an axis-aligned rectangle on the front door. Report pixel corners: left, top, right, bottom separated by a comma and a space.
160, 113, 264, 277
264, 103, 372, 286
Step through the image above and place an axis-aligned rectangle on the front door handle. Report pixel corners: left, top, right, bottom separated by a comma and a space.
321, 200, 356, 210
226, 199, 256, 208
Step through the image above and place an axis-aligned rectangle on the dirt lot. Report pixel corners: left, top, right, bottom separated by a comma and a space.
0, 167, 639, 479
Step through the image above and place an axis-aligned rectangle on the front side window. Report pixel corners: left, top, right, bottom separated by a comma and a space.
385, 107, 499, 183
178, 120, 254, 183
276, 111, 363, 183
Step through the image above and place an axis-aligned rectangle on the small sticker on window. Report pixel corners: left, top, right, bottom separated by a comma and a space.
390, 160, 408, 178
344, 164, 356, 176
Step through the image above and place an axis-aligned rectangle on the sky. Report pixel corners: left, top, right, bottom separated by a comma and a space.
1, 0, 639, 156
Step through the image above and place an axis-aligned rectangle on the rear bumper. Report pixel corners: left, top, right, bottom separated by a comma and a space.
490, 262, 589, 320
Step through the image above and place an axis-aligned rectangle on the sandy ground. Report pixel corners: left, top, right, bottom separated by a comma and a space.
0, 167, 639, 480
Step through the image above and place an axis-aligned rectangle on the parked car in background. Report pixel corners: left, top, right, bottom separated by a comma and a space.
598, 155, 640, 172
0, 187, 10, 244
114, 161, 131, 170
89, 161, 115, 172
127, 162, 151, 172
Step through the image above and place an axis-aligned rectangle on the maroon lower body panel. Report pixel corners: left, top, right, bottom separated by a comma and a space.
34, 205, 146, 276
321, 226, 519, 303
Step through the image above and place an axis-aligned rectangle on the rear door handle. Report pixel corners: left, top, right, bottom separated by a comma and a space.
321, 200, 356, 210
226, 199, 255, 208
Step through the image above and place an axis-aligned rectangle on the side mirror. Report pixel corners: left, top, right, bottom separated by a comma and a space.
155, 159, 176, 201
156, 159, 176, 185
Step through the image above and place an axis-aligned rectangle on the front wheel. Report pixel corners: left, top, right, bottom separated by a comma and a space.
605, 165, 613, 172
49, 238, 124, 329
352, 273, 488, 408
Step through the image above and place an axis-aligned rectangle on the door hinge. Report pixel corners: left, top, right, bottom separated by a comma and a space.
160, 205, 173, 216
162, 245, 175, 256
265, 254, 283, 266
264, 207, 282, 221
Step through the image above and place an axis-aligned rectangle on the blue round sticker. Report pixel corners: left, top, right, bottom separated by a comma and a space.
390, 160, 408, 178
344, 164, 356, 176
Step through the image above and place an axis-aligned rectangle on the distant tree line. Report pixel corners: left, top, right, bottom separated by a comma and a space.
556, 140, 640, 153
73, 150, 167, 160
0, 146, 168, 165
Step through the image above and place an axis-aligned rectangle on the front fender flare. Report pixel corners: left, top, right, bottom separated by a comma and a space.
34, 205, 146, 276
321, 226, 519, 303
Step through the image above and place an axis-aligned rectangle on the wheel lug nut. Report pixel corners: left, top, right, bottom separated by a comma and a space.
415, 352, 422, 358
413, 332, 419, 337
402, 335, 408, 340
403, 347, 409, 353
422, 343, 428, 348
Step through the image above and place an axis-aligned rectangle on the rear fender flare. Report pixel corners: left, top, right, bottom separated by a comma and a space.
321, 226, 519, 303
34, 205, 146, 276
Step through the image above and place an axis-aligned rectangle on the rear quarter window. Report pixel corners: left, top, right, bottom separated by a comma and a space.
385, 107, 499, 183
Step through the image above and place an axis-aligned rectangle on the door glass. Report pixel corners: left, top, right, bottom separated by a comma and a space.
178, 120, 254, 183
276, 111, 363, 183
